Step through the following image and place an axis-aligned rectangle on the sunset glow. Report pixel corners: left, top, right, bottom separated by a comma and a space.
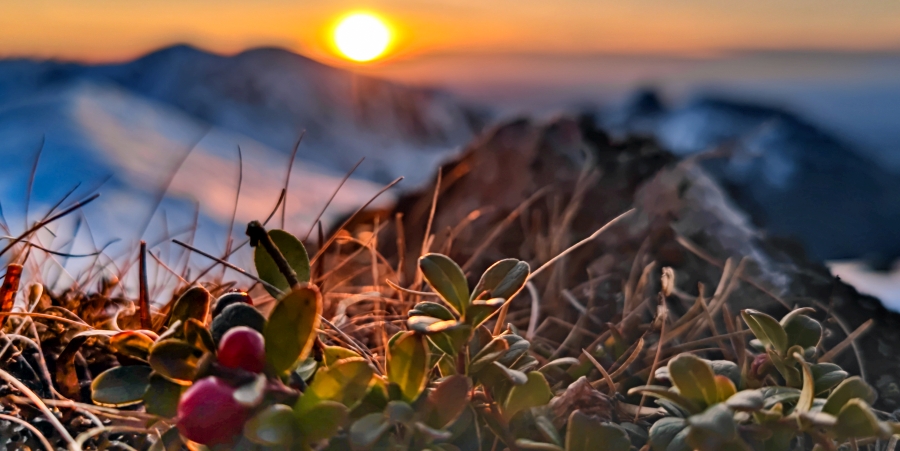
333, 13, 392, 62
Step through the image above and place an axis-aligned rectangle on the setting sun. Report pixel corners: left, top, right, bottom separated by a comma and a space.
333, 12, 392, 62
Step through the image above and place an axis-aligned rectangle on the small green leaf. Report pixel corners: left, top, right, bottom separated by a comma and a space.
144, 373, 184, 417
464, 298, 505, 328
296, 357, 374, 413
668, 354, 719, 408
429, 323, 472, 356
322, 345, 360, 367
515, 439, 565, 451
469, 336, 510, 374
834, 399, 884, 440
182, 318, 215, 353
264, 284, 322, 375
724, 390, 764, 411
296, 400, 349, 444
796, 357, 815, 413
741, 309, 788, 354
491, 362, 529, 385
386, 400, 416, 424
627, 385, 702, 414
565, 411, 631, 451
686, 404, 737, 450
649, 417, 688, 451
244, 404, 297, 446
427, 375, 471, 428
419, 253, 470, 315
502, 371, 552, 421
254, 229, 311, 297
822, 376, 877, 416
109, 331, 154, 361
350, 413, 392, 448
810, 363, 848, 395
388, 331, 430, 402
167, 285, 211, 327
90, 365, 152, 407
783, 314, 822, 349
148, 339, 203, 384
408, 315, 461, 334
471, 259, 530, 301
409, 302, 456, 321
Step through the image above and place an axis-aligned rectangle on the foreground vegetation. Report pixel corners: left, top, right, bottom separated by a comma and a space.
0, 211, 897, 451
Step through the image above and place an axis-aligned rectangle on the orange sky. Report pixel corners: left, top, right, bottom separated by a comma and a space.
2, 0, 900, 65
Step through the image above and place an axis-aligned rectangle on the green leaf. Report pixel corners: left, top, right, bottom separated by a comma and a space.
464, 298, 505, 328
144, 373, 184, 417
90, 365, 152, 407
491, 362, 529, 385
408, 315, 462, 334
427, 375, 471, 428
834, 399, 884, 440
709, 360, 741, 388
714, 375, 737, 404
796, 357, 815, 413
741, 309, 788, 354
686, 404, 737, 450
469, 336, 510, 374
350, 413, 392, 449
167, 285, 211, 327
386, 400, 416, 424
296, 357, 374, 414
182, 318, 215, 353
565, 411, 631, 451
264, 284, 322, 375
388, 331, 430, 402
724, 390, 764, 412
296, 400, 349, 445
254, 229, 311, 297
783, 314, 822, 349
419, 253, 469, 315
810, 363, 848, 395
502, 371, 552, 421
668, 354, 719, 408
515, 439, 565, 451
109, 331, 154, 361
243, 404, 297, 446
322, 345, 360, 367
648, 417, 688, 451
148, 339, 203, 384
822, 376, 877, 416
471, 259, 530, 301
429, 323, 472, 356
409, 301, 456, 321
627, 385, 702, 414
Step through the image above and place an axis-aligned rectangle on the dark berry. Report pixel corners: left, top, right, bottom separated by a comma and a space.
212, 291, 254, 318
211, 302, 266, 344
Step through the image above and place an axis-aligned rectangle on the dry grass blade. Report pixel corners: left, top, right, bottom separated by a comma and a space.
819, 319, 874, 363
305, 157, 364, 241
0, 412, 55, 451
529, 208, 635, 280
583, 349, 617, 396
0, 368, 80, 450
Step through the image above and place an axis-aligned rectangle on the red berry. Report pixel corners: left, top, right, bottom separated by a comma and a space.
177, 377, 250, 446
218, 326, 266, 374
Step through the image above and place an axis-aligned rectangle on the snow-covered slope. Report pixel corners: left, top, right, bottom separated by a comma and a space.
0, 45, 480, 186
0, 79, 392, 271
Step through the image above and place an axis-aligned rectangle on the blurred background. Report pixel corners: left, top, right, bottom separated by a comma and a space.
1, 1, 899, 305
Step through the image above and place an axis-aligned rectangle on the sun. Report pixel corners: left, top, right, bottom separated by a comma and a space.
333, 13, 392, 62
